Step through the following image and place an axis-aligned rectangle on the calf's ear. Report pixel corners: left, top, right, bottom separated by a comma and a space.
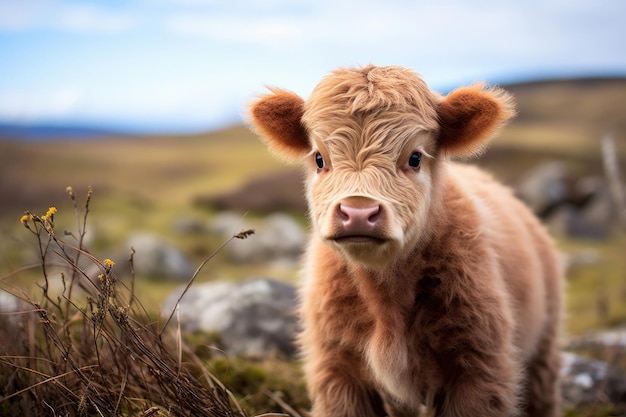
248, 88, 310, 161
437, 84, 516, 158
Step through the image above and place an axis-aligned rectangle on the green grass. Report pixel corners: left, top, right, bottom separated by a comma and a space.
562, 233, 626, 336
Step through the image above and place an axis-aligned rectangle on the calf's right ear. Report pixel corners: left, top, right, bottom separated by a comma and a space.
248, 88, 310, 161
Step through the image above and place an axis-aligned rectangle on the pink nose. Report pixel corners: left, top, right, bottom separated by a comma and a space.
338, 203, 381, 230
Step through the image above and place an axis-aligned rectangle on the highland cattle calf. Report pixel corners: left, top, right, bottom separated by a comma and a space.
249, 65, 563, 417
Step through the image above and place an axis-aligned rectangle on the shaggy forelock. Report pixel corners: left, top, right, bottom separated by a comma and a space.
302, 65, 440, 136
320, 113, 428, 171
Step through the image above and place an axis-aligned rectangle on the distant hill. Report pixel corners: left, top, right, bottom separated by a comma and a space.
0, 123, 129, 140
502, 76, 626, 130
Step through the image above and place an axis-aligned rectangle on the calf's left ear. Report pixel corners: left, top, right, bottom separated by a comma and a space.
248, 88, 310, 161
437, 84, 516, 158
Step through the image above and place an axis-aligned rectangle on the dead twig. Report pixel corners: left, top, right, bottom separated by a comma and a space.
601, 134, 626, 229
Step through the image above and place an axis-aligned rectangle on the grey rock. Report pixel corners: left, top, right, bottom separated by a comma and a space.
162, 277, 298, 357
545, 204, 612, 239
0, 290, 19, 312
172, 217, 206, 234
561, 352, 626, 408
545, 192, 616, 239
255, 212, 306, 262
127, 233, 194, 281
209, 212, 306, 265
516, 161, 569, 215
206, 211, 245, 237
572, 182, 616, 238
518, 162, 618, 239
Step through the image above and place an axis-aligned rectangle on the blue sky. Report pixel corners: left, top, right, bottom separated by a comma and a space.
1, 0, 625, 133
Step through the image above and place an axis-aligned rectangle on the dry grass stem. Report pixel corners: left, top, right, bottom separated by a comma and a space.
1, 187, 253, 416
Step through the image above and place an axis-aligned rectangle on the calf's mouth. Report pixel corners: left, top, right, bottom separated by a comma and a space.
329, 233, 388, 245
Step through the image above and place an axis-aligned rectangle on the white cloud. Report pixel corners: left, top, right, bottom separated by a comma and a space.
161, 2, 531, 62
0, 87, 81, 120
0, 1, 46, 30
0, 0, 137, 33
55, 6, 137, 33
165, 14, 309, 45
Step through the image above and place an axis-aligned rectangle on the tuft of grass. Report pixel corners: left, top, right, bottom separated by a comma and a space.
562, 233, 626, 336
203, 356, 309, 416
0, 187, 295, 416
564, 404, 625, 417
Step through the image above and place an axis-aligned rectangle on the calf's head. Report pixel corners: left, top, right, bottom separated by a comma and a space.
249, 65, 514, 268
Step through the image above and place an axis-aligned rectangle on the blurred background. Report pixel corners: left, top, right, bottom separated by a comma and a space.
1, 0, 626, 414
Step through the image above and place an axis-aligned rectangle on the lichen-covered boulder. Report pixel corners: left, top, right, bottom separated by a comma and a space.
162, 277, 298, 357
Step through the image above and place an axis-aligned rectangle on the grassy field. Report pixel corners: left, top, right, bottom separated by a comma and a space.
1, 78, 625, 322
0, 77, 625, 415
1, 77, 626, 314
0, 125, 277, 209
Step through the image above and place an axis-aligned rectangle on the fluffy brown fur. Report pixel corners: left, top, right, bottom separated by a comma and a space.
248, 65, 562, 417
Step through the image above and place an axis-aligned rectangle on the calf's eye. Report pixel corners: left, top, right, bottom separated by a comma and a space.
315, 152, 325, 169
408, 152, 422, 168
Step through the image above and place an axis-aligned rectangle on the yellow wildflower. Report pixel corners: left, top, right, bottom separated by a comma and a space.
41, 207, 57, 221
103, 258, 115, 269
20, 213, 34, 227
